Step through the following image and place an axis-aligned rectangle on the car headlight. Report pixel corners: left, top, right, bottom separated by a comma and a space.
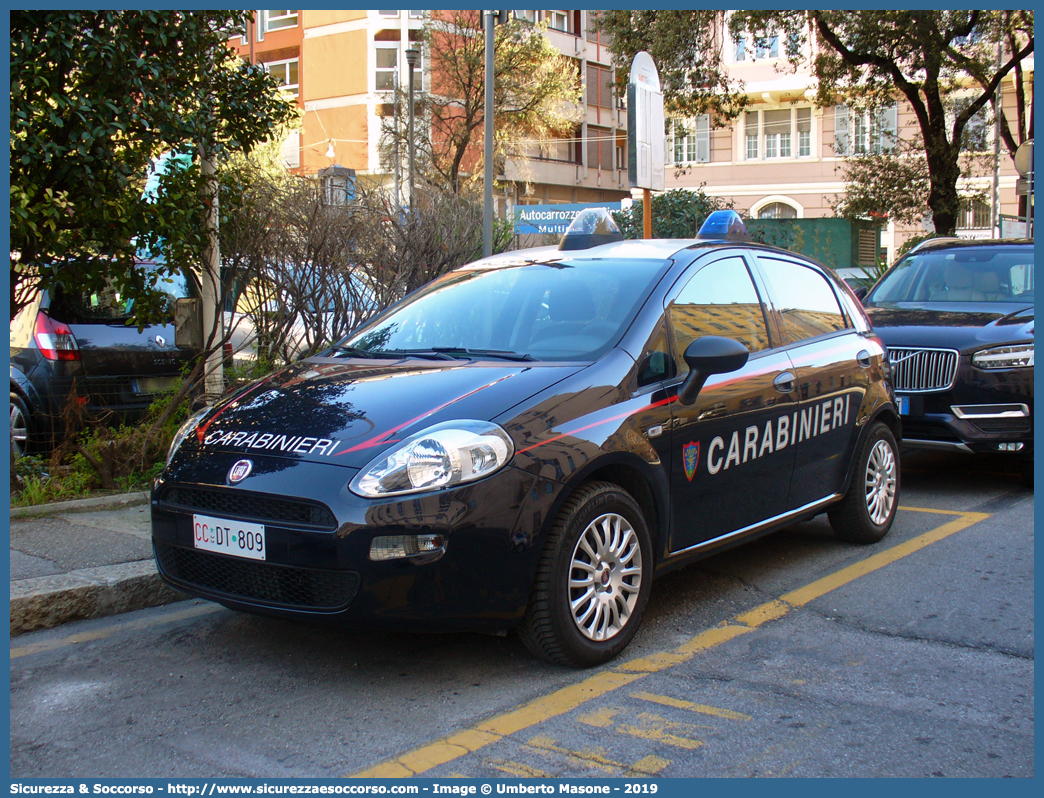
349, 420, 514, 498
166, 407, 212, 467
972, 344, 1034, 370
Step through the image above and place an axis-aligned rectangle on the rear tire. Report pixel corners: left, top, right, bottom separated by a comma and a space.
10, 392, 31, 460
519, 481, 653, 667
828, 422, 899, 544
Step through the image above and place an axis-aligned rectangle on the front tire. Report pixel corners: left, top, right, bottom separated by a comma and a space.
519, 481, 653, 667
828, 421, 899, 544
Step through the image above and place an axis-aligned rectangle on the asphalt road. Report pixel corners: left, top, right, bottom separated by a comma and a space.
9, 450, 1033, 778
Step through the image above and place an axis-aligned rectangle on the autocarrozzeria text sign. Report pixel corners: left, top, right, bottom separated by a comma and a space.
514, 202, 622, 235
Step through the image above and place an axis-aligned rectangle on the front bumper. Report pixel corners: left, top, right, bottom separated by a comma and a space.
896, 360, 1033, 455
151, 450, 563, 632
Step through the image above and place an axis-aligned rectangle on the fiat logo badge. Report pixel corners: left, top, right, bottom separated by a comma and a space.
154, 335, 166, 347
228, 459, 253, 484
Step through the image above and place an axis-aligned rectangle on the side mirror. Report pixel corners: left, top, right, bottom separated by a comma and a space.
677, 336, 749, 406
174, 297, 203, 350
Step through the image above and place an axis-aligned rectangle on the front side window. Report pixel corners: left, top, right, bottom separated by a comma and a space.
758, 257, 848, 344
667, 257, 771, 375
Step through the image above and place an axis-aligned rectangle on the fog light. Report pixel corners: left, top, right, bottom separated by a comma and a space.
369, 533, 447, 561
997, 443, 1025, 452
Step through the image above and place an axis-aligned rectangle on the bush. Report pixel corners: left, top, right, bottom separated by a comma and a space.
612, 187, 732, 239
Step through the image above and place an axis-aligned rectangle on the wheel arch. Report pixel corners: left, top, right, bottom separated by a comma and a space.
544, 453, 668, 564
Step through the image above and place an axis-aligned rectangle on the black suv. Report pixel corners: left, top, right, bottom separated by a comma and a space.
10, 260, 200, 458
861, 239, 1033, 486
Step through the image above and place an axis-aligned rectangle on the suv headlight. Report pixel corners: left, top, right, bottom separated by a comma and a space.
349, 420, 514, 498
972, 344, 1034, 370
166, 407, 212, 466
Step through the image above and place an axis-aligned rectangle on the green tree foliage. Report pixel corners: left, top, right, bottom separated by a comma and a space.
382, 10, 582, 195
611, 188, 732, 239
10, 10, 297, 321
596, 10, 1033, 236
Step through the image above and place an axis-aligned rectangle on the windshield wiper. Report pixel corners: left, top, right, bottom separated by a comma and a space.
328, 345, 406, 359
431, 347, 538, 362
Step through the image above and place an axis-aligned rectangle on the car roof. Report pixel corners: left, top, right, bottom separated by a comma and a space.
908, 237, 1033, 254
467, 238, 754, 270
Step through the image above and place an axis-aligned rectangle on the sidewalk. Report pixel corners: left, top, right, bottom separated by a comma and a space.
10, 492, 188, 636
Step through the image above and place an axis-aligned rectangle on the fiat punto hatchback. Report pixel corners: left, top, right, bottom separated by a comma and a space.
153, 210, 901, 667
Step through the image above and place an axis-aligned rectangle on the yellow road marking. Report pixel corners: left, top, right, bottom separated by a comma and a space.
576, 707, 620, 728
350, 506, 989, 777
631, 691, 752, 721
524, 737, 618, 775
618, 712, 706, 750
490, 760, 553, 778
10, 602, 222, 659
630, 755, 671, 775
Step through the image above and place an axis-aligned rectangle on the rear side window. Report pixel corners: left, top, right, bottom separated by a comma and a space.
758, 257, 848, 344
48, 265, 196, 324
667, 256, 771, 375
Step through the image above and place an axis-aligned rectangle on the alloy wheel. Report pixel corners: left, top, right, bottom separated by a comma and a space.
568, 512, 643, 641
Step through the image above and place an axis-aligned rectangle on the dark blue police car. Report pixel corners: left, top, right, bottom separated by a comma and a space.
153, 210, 901, 667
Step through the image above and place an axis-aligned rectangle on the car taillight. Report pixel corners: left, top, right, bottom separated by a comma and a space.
34, 312, 80, 361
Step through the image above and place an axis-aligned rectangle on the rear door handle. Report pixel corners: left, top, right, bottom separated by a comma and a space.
773, 371, 795, 393
857, 350, 872, 368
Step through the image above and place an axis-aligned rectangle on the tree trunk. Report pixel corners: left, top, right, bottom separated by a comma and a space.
924, 140, 963, 236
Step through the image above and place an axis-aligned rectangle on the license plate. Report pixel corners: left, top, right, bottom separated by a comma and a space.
133, 376, 178, 394
193, 513, 266, 561
897, 396, 910, 415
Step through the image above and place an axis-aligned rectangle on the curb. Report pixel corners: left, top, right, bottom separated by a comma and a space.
10, 491, 149, 519
10, 560, 189, 636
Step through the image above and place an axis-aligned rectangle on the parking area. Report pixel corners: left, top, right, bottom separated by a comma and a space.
10, 451, 1034, 778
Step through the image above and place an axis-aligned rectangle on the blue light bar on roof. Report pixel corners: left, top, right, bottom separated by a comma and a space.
697, 210, 752, 241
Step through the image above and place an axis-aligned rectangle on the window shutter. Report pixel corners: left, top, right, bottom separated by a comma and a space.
695, 114, 711, 163
834, 105, 849, 156
880, 104, 898, 153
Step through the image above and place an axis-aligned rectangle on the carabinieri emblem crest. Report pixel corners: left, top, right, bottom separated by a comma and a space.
683, 441, 700, 482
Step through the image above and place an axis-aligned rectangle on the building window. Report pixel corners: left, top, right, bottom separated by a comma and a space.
588, 125, 613, 171
668, 115, 710, 165
409, 10, 425, 19
263, 10, 298, 31
763, 109, 791, 158
744, 108, 812, 160
545, 10, 570, 32
735, 34, 746, 62
587, 64, 613, 109
758, 202, 798, 219
378, 10, 399, 17
515, 10, 538, 24
376, 45, 421, 94
264, 58, 299, 98
755, 34, 779, 59
834, 104, 898, 156
958, 198, 992, 230
955, 98, 990, 152
797, 108, 811, 157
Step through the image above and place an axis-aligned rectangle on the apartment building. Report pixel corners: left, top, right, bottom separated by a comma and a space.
231, 10, 631, 216
664, 25, 1033, 259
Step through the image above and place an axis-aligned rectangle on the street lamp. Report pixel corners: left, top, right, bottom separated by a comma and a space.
405, 47, 420, 214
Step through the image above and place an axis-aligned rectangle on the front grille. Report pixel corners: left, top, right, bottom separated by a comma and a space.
160, 486, 336, 529
888, 348, 959, 393
155, 542, 359, 610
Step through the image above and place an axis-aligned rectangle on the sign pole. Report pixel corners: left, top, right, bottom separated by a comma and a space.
643, 189, 652, 239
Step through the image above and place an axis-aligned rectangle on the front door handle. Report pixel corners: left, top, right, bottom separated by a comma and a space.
857, 350, 872, 368
773, 371, 796, 393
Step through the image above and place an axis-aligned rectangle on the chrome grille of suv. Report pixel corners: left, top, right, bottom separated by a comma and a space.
887, 348, 959, 393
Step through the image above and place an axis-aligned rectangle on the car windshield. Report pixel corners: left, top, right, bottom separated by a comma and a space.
339, 258, 668, 362
49, 262, 197, 323
866, 245, 1034, 304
